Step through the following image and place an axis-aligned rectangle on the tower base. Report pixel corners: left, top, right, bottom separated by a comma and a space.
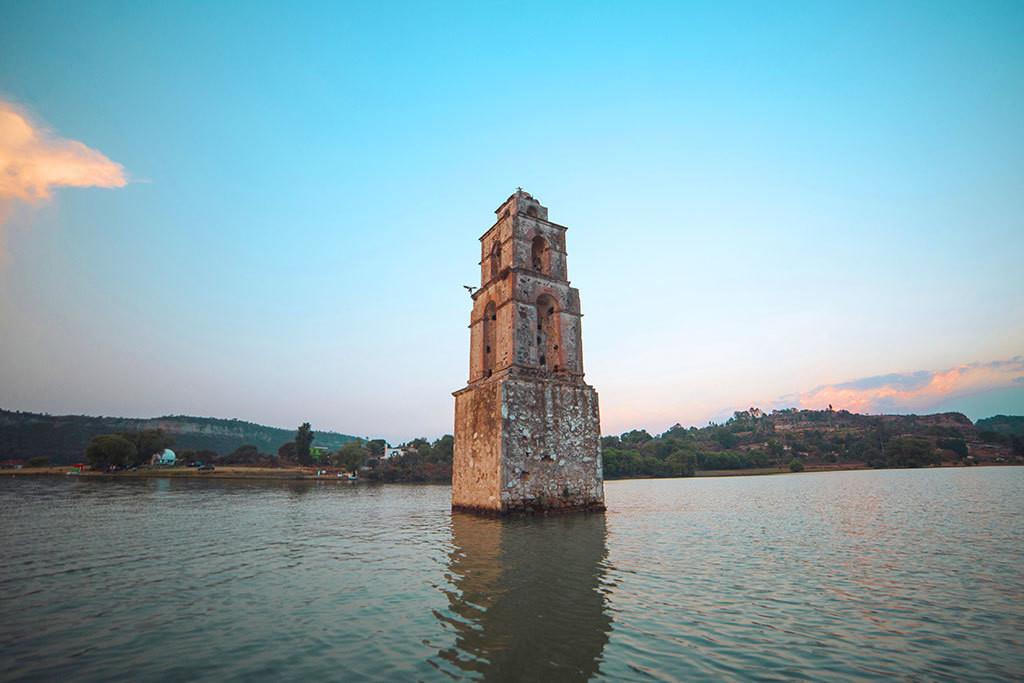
452, 374, 605, 515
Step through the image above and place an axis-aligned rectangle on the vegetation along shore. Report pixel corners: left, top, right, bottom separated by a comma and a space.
2, 409, 1021, 483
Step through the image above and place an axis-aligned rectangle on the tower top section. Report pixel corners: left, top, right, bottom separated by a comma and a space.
494, 188, 548, 222
476, 188, 570, 291
466, 190, 585, 384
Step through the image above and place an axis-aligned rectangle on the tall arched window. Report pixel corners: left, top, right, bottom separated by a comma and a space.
535, 294, 560, 372
482, 301, 497, 377
489, 241, 502, 280
531, 235, 550, 275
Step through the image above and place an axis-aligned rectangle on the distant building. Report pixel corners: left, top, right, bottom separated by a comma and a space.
0, 459, 26, 469
152, 449, 176, 466
382, 446, 405, 460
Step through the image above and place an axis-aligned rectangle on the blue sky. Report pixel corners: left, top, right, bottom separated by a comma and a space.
1, 1, 1022, 442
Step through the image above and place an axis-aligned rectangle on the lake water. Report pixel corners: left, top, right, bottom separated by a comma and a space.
1, 468, 1022, 681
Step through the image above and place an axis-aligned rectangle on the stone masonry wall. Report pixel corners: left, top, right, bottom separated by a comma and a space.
452, 380, 504, 512
499, 378, 604, 513
454, 376, 605, 514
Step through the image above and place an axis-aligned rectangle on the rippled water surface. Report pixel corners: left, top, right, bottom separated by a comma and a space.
1, 468, 1022, 681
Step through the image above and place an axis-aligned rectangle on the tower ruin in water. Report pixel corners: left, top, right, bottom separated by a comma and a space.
452, 190, 605, 514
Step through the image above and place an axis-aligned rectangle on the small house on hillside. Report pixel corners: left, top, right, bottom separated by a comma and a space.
152, 449, 176, 466
382, 446, 406, 460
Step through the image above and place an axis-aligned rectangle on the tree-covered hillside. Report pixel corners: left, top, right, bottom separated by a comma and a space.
975, 415, 1024, 435
0, 410, 360, 464
3, 406, 1021, 477
601, 408, 1023, 478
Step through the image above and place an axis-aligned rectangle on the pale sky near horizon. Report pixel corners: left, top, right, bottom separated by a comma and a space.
1, 1, 1022, 443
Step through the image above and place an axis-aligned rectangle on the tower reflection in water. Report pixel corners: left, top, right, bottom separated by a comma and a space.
435, 512, 612, 680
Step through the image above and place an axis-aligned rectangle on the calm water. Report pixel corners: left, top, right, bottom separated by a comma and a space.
1, 468, 1022, 681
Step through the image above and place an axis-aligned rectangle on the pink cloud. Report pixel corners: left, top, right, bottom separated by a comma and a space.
0, 100, 126, 233
778, 357, 1024, 414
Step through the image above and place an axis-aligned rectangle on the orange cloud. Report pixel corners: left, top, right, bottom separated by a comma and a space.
780, 357, 1024, 414
0, 100, 126, 229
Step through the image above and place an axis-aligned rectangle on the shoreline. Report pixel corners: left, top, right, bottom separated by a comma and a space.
614, 461, 1019, 480
1, 465, 341, 482
2, 462, 1018, 484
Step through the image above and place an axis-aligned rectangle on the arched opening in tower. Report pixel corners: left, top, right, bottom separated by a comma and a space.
482, 301, 497, 377
489, 240, 502, 281
531, 235, 550, 275
535, 294, 560, 373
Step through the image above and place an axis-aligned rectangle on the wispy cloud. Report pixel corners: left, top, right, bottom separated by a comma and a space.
774, 356, 1024, 414
0, 99, 126, 239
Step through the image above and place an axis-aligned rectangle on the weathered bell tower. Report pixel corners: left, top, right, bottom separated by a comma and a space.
452, 190, 605, 514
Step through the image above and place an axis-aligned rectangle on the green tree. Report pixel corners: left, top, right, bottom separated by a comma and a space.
666, 448, 697, 477
28, 456, 49, 468
431, 435, 454, 464
640, 439, 673, 459
789, 458, 805, 472
620, 429, 652, 446
600, 435, 623, 450
120, 429, 175, 466
713, 428, 739, 449
366, 439, 386, 458
937, 437, 968, 460
886, 436, 940, 468
223, 444, 260, 464
278, 441, 297, 462
407, 437, 431, 455
195, 449, 219, 465
337, 442, 368, 473
86, 435, 136, 469
661, 424, 691, 440
862, 445, 884, 468
295, 423, 314, 466
978, 430, 1008, 445
602, 448, 639, 478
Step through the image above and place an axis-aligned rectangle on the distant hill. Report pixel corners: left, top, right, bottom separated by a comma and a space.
975, 415, 1024, 436
0, 410, 361, 464
601, 408, 1023, 478
3, 406, 1021, 473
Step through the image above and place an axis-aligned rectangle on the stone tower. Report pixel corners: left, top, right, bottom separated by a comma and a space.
452, 190, 605, 514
